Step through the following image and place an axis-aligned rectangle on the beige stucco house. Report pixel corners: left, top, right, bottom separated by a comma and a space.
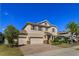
19, 20, 57, 45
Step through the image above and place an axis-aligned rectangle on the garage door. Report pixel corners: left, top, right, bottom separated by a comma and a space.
30, 37, 43, 44
19, 38, 27, 45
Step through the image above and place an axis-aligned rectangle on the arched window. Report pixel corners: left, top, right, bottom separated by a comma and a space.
45, 23, 47, 25
52, 28, 55, 32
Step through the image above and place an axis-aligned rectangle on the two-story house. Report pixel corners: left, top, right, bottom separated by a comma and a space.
19, 20, 57, 45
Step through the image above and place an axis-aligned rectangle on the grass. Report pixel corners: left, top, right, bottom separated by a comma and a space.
51, 42, 60, 45
0, 44, 23, 56
76, 48, 79, 50
52, 42, 79, 48
51, 41, 72, 48
58, 43, 71, 48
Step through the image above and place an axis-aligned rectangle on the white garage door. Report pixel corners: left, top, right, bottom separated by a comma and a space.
30, 37, 43, 44
19, 38, 27, 45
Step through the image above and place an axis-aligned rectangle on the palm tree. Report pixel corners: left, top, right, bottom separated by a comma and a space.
67, 22, 79, 42
75, 26, 79, 40
4, 25, 19, 47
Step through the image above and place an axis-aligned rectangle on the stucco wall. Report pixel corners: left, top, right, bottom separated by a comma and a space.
24, 24, 32, 32
28, 30, 44, 37
48, 27, 57, 35
24, 24, 57, 35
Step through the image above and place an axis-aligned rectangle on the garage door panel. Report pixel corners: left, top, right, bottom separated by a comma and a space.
19, 38, 27, 45
30, 37, 43, 44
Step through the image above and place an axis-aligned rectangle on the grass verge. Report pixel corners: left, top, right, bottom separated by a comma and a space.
51, 42, 72, 48
75, 47, 79, 50
58, 43, 71, 48
0, 45, 23, 56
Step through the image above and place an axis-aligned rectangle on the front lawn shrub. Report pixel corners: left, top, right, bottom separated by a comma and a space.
51, 42, 61, 45
53, 37, 61, 42
51, 36, 70, 45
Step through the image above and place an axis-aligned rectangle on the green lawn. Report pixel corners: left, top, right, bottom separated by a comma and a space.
58, 43, 72, 48
0, 45, 23, 56
52, 42, 79, 48
51, 42, 73, 48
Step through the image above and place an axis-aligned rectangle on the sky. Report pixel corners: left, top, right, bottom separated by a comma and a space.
0, 3, 79, 32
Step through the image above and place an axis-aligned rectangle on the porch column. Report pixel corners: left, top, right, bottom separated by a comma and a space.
46, 35, 48, 40
50, 35, 52, 40
27, 36, 30, 44
43, 35, 48, 44
43, 35, 46, 40
49, 35, 52, 44
52, 36, 55, 41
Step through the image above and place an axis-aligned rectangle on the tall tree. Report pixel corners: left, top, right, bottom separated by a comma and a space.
4, 25, 19, 47
0, 32, 4, 44
76, 26, 79, 36
67, 22, 79, 42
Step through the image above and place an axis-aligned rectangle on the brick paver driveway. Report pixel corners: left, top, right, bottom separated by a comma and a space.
20, 44, 60, 56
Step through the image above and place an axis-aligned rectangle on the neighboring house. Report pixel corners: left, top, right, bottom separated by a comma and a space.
58, 32, 79, 42
58, 32, 71, 37
19, 20, 57, 45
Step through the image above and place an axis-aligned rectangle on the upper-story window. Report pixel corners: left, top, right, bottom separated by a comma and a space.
39, 27, 42, 31
45, 28, 48, 31
52, 28, 55, 32
39, 27, 45, 31
45, 23, 47, 25
35, 26, 37, 30
32, 26, 34, 30
39, 27, 41, 31
32, 26, 38, 30
42, 27, 45, 31
35, 26, 39, 30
